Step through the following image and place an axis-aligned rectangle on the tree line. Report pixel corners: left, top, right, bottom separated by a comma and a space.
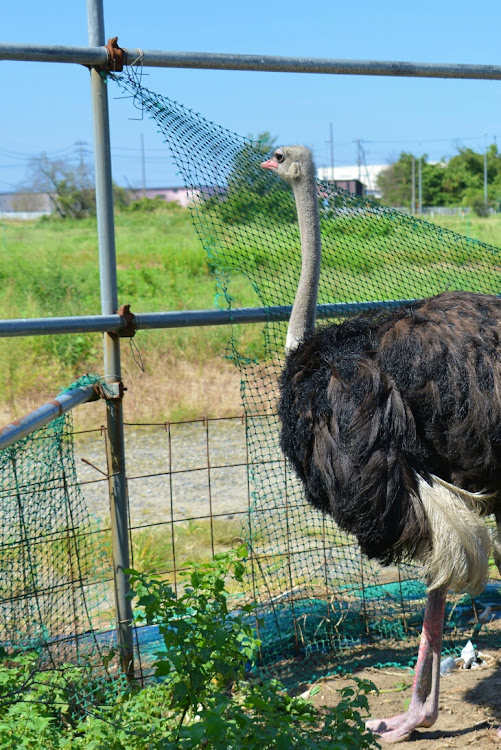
18, 139, 501, 220
376, 144, 501, 215
19, 151, 129, 219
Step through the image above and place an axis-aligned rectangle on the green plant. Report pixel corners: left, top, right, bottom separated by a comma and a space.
0, 649, 123, 748
128, 546, 258, 729
125, 547, 380, 748
0, 549, 380, 748
470, 193, 495, 217
125, 196, 174, 212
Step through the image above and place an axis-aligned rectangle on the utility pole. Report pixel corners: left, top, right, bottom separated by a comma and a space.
75, 140, 89, 186
75, 141, 86, 171
353, 139, 372, 194
353, 138, 372, 195
484, 134, 488, 209
355, 139, 362, 181
418, 156, 423, 214
411, 156, 416, 215
141, 133, 147, 198
329, 122, 335, 182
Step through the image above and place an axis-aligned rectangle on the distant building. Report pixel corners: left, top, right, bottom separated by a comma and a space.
127, 185, 225, 207
317, 165, 387, 200
0, 185, 226, 219
0, 191, 53, 219
127, 186, 190, 206
324, 178, 366, 197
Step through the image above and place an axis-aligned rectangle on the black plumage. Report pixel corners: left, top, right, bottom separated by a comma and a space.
261, 144, 501, 740
279, 291, 501, 567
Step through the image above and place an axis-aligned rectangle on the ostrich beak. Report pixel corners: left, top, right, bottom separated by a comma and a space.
260, 158, 278, 170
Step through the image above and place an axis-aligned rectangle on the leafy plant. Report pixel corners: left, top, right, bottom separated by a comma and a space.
0, 549, 380, 749
0, 648, 124, 748
128, 545, 258, 734
125, 547, 379, 748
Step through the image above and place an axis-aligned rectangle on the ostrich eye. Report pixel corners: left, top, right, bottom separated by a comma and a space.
275, 151, 284, 163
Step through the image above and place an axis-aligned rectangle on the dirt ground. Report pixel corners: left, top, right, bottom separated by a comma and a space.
306, 631, 501, 748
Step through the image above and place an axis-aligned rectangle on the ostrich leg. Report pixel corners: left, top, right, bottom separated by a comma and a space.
367, 586, 447, 744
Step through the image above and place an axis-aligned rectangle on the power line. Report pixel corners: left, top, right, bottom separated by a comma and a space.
363, 134, 491, 145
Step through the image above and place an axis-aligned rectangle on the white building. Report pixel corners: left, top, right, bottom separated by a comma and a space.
0, 191, 53, 219
317, 165, 388, 199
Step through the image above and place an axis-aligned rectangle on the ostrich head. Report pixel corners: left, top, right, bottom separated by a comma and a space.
260, 145, 316, 186
261, 145, 321, 354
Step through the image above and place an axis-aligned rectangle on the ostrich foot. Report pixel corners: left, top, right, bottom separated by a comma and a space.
367, 709, 437, 743
367, 587, 447, 744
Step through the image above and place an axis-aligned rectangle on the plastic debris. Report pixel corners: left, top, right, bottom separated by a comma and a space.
461, 640, 478, 669
440, 656, 457, 675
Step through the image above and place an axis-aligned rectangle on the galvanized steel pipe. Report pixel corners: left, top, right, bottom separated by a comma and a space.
2, 42, 501, 80
0, 386, 97, 451
0, 42, 107, 65
123, 50, 501, 80
0, 299, 417, 338
87, 0, 134, 680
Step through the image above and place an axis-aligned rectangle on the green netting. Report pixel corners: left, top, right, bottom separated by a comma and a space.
0, 374, 114, 671
111, 70, 501, 668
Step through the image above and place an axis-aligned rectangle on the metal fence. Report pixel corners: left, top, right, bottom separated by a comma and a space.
1, 0, 501, 677
75, 415, 251, 587
74, 414, 254, 679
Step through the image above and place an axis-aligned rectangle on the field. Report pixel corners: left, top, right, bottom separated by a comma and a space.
1, 204, 500, 430
0, 203, 252, 427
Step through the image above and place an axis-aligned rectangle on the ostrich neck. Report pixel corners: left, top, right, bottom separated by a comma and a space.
286, 174, 321, 353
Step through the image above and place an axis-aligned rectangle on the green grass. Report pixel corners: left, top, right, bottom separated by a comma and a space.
426, 211, 501, 247
1, 204, 500, 421
0, 204, 262, 415
37, 517, 245, 583
130, 517, 245, 575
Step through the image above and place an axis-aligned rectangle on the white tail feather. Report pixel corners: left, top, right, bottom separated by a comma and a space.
430, 473, 496, 503
416, 474, 491, 596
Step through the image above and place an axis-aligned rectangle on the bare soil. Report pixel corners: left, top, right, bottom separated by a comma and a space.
307, 629, 501, 748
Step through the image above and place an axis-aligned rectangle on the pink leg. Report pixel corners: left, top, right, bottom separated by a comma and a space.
366, 586, 447, 744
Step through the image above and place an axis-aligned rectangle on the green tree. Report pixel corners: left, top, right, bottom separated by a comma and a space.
442, 147, 484, 205
22, 151, 130, 219
378, 143, 501, 213
420, 160, 445, 206
442, 144, 501, 212
376, 152, 414, 207
376, 152, 444, 208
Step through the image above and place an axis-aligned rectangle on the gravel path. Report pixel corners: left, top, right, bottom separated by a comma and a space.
74, 417, 250, 528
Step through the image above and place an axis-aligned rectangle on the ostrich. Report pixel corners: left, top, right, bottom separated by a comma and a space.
261, 145, 501, 743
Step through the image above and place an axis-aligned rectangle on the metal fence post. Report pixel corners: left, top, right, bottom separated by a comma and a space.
87, 0, 134, 678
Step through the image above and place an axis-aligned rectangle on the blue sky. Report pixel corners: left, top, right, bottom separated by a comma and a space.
2, 0, 501, 191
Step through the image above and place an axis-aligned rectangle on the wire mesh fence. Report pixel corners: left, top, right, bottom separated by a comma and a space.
3, 402, 500, 688
0, 407, 260, 698
2, 68, 501, 689
1, 67, 501, 740
106, 67, 501, 676
75, 414, 251, 583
